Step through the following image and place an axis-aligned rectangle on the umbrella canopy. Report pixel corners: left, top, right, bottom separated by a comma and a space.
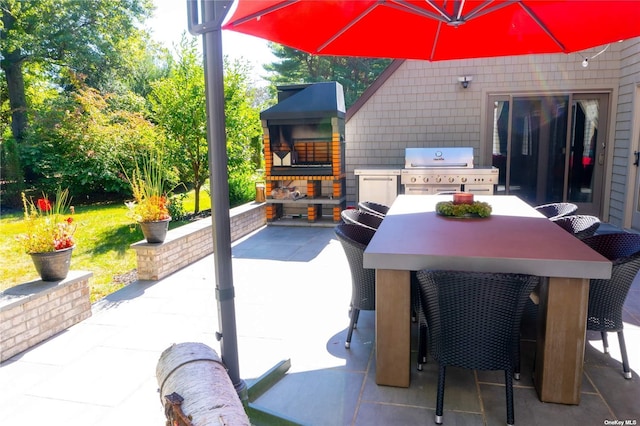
223, 0, 640, 61
189, 0, 640, 404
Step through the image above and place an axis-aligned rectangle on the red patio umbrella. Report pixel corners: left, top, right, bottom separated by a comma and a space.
186, 0, 640, 411
223, 0, 640, 61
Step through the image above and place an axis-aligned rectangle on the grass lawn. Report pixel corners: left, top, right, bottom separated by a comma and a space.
0, 190, 211, 303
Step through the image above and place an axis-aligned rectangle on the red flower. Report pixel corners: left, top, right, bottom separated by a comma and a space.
66, 217, 73, 224
37, 198, 52, 212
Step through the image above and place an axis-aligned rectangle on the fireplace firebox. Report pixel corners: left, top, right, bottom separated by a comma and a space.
261, 82, 346, 224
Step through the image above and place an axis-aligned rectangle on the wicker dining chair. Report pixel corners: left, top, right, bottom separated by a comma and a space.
340, 209, 383, 231
357, 200, 390, 218
533, 202, 578, 220
334, 223, 377, 349
551, 214, 601, 240
415, 280, 429, 370
581, 232, 640, 379
416, 270, 539, 425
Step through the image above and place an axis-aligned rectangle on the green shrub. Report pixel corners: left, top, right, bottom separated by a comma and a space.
203, 174, 255, 208
228, 173, 255, 207
168, 192, 188, 221
22, 84, 162, 200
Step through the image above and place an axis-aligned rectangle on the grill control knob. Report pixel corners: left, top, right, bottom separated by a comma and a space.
411, 177, 417, 183
448, 177, 455, 183
461, 177, 467, 183
423, 177, 429, 183
435, 177, 442, 183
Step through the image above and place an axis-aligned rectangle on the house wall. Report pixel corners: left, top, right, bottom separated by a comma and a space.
345, 43, 624, 220
614, 38, 640, 228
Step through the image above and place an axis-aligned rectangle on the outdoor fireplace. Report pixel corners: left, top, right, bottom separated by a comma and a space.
267, 122, 333, 176
261, 82, 346, 224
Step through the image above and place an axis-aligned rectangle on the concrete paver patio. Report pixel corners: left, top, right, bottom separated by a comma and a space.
1, 225, 639, 425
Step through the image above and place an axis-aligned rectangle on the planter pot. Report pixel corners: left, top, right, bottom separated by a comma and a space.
139, 218, 171, 243
30, 246, 74, 281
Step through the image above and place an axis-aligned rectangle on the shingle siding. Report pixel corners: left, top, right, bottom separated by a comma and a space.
346, 40, 640, 227
611, 38, 640, 226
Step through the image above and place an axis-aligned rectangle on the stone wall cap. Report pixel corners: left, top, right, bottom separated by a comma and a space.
1, 271, 93, 310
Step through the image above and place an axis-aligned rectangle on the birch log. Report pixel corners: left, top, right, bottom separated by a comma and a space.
156, 342, 250, 426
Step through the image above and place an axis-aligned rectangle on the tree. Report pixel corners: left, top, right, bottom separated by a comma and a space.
0, 0, 152, 142
102, 35, 173, 100
22, 73, 163, 198
149, 36, 208, 214
224, 57, 263, 206
150, 36, 264, 213
0, 0, 153, 143
264, 43, 392, 109
0, 0, 154, 204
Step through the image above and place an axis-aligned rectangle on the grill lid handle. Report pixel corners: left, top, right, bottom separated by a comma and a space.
410, 162, 470, 168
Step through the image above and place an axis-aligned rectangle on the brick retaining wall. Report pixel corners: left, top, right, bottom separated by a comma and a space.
0, 271, 93, 362
132, 202, 266, 280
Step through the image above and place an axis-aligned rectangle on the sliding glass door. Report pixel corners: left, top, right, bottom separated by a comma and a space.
487, 93, 608, 216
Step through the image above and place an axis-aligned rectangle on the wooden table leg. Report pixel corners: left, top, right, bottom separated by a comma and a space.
375, 269, 411, 387
534, 277, 589, 404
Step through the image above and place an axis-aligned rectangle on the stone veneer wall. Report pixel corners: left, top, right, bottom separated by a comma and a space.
0, 271, 93, 362
132, 202, 266, 281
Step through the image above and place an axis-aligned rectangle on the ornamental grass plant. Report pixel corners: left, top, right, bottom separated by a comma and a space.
124, 156, 171, 223
18, 188, 76, 253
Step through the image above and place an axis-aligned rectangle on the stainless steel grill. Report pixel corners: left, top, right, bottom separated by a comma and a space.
401, 147, 498, 195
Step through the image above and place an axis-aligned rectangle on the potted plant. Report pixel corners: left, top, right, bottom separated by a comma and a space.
124, 156, 171, 243
18, 188, 76, 281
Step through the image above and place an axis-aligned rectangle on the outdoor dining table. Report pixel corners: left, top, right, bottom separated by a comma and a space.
363, 194, 612, 405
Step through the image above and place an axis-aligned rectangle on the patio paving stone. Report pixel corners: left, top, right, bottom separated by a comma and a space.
1, 224, 639, 425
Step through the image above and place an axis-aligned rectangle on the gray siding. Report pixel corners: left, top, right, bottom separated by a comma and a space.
611, 39, 640, 227
345, 43, 625, 217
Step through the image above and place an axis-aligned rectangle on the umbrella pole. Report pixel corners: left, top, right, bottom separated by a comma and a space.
189, 0, 245, 398
187, 5, 301, 424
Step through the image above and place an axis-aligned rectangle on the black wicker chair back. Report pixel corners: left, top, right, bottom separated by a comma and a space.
340, 209, 383, 231
533, 202, 578, 220
416, 270, 539, 425
551, 214, 601, 239
357, 201, 390, 218
415, 278, 429, 371
334, 223, 377, 348
581, 232, 640, 379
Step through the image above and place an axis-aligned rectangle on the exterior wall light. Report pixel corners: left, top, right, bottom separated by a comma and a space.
458, 76, 473, 89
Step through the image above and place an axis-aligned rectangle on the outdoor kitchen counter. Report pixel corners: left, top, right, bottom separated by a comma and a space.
364, 194, 612, 405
